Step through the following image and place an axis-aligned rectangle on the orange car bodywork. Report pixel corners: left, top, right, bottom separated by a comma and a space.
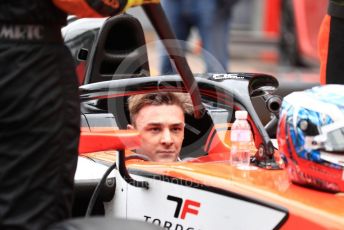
124, 162, 344, 229
79, 127, 344, 229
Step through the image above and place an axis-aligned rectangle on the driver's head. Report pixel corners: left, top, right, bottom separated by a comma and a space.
128, 92, 192, 162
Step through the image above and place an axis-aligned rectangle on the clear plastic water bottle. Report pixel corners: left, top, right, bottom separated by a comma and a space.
230, 110, 252, 168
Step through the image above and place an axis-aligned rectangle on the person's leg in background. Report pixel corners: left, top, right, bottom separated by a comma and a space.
160, 0, 192, 74
196, 0, 231, 73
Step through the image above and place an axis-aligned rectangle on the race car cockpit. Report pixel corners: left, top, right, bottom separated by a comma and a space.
66, 7, 283, 220
61, 4, 343, 229
79, 72, 280, 166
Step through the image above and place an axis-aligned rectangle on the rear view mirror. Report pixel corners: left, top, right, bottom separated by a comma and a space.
79, 130, 140, 154
248, 74, 279, 97
79, 129, 148, 189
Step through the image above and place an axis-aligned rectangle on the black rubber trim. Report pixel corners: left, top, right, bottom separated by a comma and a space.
326, 16, 344, 84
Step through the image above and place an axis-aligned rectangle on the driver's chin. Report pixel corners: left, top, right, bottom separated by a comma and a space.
154, 152, 178, 163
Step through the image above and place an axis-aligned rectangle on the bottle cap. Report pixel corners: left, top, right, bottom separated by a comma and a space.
235, 110, 248, 119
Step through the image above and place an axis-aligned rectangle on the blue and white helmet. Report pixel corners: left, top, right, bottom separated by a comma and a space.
277, 84, 344, 192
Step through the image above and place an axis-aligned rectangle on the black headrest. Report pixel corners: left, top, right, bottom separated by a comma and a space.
84, 14, 150, 84
180, 111, 214, 159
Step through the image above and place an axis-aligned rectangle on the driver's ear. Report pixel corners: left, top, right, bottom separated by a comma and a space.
127, 124, 135, 130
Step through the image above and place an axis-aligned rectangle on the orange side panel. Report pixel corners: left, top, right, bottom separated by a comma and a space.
318, 15, 331, 85
204, 124, 256, 162
205, 124, 231, 157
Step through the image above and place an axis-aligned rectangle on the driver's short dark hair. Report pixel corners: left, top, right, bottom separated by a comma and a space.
128, 92, 193, 125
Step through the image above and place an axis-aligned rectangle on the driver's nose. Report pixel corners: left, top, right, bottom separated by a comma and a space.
161, 129, 173, 145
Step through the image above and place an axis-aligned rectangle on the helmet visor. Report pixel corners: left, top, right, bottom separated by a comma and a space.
322, 121, 344, 152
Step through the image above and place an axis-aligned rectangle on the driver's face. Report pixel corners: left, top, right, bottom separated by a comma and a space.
130, 104, 185, 162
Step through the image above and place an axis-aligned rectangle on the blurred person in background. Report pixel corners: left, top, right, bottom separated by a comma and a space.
319, 0, 344, 84
160, 0, 239, 74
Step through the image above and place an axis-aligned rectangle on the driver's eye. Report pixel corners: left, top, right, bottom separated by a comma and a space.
149, 127, 161, 133
171, 127, 183, 133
